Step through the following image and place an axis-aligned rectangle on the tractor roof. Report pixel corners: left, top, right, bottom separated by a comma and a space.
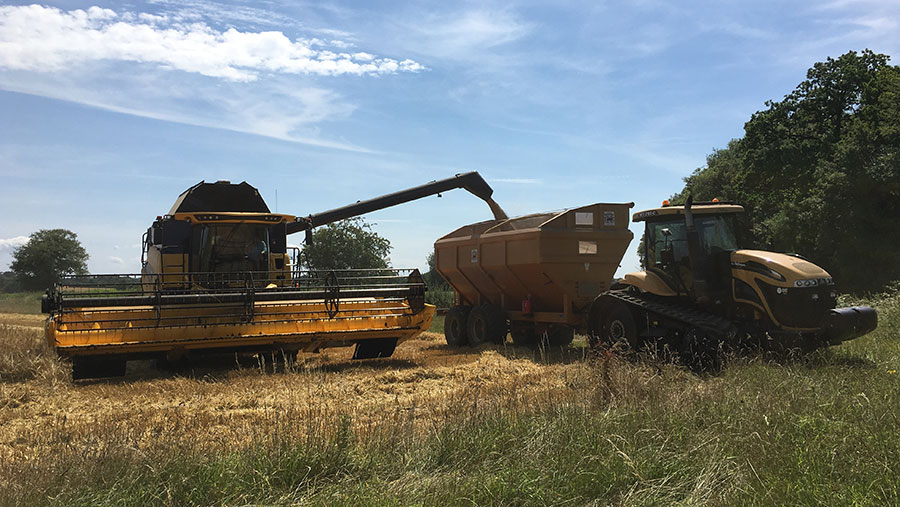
633, 203, 744, 222
168, 180, 270, 214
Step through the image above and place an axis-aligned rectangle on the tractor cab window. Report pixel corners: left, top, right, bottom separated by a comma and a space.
697, 215, 738, 253
647, 221, 688, 268
646, 214, 739, 268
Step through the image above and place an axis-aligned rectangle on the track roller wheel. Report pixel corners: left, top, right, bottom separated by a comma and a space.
589, 299, 638, 351
444, 305, 472, 347
467, 304, 507, 346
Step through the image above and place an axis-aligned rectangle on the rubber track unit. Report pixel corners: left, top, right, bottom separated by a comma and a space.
604, 291, 734, 335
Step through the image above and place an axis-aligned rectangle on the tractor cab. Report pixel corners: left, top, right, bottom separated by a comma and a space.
632, 201, 744, 303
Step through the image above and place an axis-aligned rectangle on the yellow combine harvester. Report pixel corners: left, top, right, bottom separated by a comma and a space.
43, 173, 508, 379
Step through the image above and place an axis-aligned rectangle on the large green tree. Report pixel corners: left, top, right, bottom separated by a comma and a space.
11, 229, 89, 290
301, 218, 391, 270
672, 50, 900, 290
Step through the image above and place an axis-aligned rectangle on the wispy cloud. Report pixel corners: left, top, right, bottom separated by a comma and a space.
401, 8, 531, 61
0, 71, 371, 151
148, 0, 306, 30
0, 5, 424, 82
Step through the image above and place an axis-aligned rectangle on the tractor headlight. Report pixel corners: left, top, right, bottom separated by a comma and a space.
793, 278, 832, 288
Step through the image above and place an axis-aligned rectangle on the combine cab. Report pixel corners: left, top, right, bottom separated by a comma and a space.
44, 173, 505, 379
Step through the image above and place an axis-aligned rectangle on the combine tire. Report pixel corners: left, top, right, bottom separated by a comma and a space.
72, 355, 127, 380
592, 300, 638, 351
444, 305, 471, 347
467, 304, 507, 346
353, 338, 398, 359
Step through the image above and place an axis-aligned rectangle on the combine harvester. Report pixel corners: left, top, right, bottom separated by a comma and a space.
43, 172, 508, 379
436, 197, 878, 367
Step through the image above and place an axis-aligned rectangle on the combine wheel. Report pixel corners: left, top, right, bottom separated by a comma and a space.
467, 304, 507, 346
590, 300, 638, 351
353, 338, 398, 359
72, 355, 127, 380
444, 305, 472, 347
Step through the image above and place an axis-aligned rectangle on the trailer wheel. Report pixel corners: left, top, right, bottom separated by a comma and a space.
511, 327, 537, 346
592, 301, 637, 351
545, 325, 575, 347
467, 304, 507, 346
444, 305, 471, 347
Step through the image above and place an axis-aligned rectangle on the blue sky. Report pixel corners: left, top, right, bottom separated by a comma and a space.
0, 0, 898, 276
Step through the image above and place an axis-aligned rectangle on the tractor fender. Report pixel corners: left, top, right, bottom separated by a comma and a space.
622, 271, 677, 297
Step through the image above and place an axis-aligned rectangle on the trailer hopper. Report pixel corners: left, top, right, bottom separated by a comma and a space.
435, 202, 634, 347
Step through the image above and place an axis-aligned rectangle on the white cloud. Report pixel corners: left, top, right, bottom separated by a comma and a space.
108, 256, 125, 265
0, 236, 28, 250
0, 5, 424, 82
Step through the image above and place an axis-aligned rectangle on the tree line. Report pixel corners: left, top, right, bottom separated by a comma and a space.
669, 49, 899, 291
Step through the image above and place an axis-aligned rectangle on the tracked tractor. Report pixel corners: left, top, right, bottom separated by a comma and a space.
588, 198, 878, 367
43, 172, 508, 379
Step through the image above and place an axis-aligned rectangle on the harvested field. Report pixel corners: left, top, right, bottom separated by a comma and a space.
0, 325, 597, 460
1, 289, 899, 505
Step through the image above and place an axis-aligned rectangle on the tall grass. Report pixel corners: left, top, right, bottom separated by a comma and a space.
0, 288, 897, 505
0, 324, 68, 385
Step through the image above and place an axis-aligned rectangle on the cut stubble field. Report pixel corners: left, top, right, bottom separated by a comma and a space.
1, 289, 899, 505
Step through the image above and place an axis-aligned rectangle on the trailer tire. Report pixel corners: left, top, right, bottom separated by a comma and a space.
467, 304, 507, 346
543, 325, 574, 347
444, 305, 471, 347
511, 327, 537, 346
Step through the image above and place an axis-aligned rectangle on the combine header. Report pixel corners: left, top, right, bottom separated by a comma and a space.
43, 172, 506, 379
